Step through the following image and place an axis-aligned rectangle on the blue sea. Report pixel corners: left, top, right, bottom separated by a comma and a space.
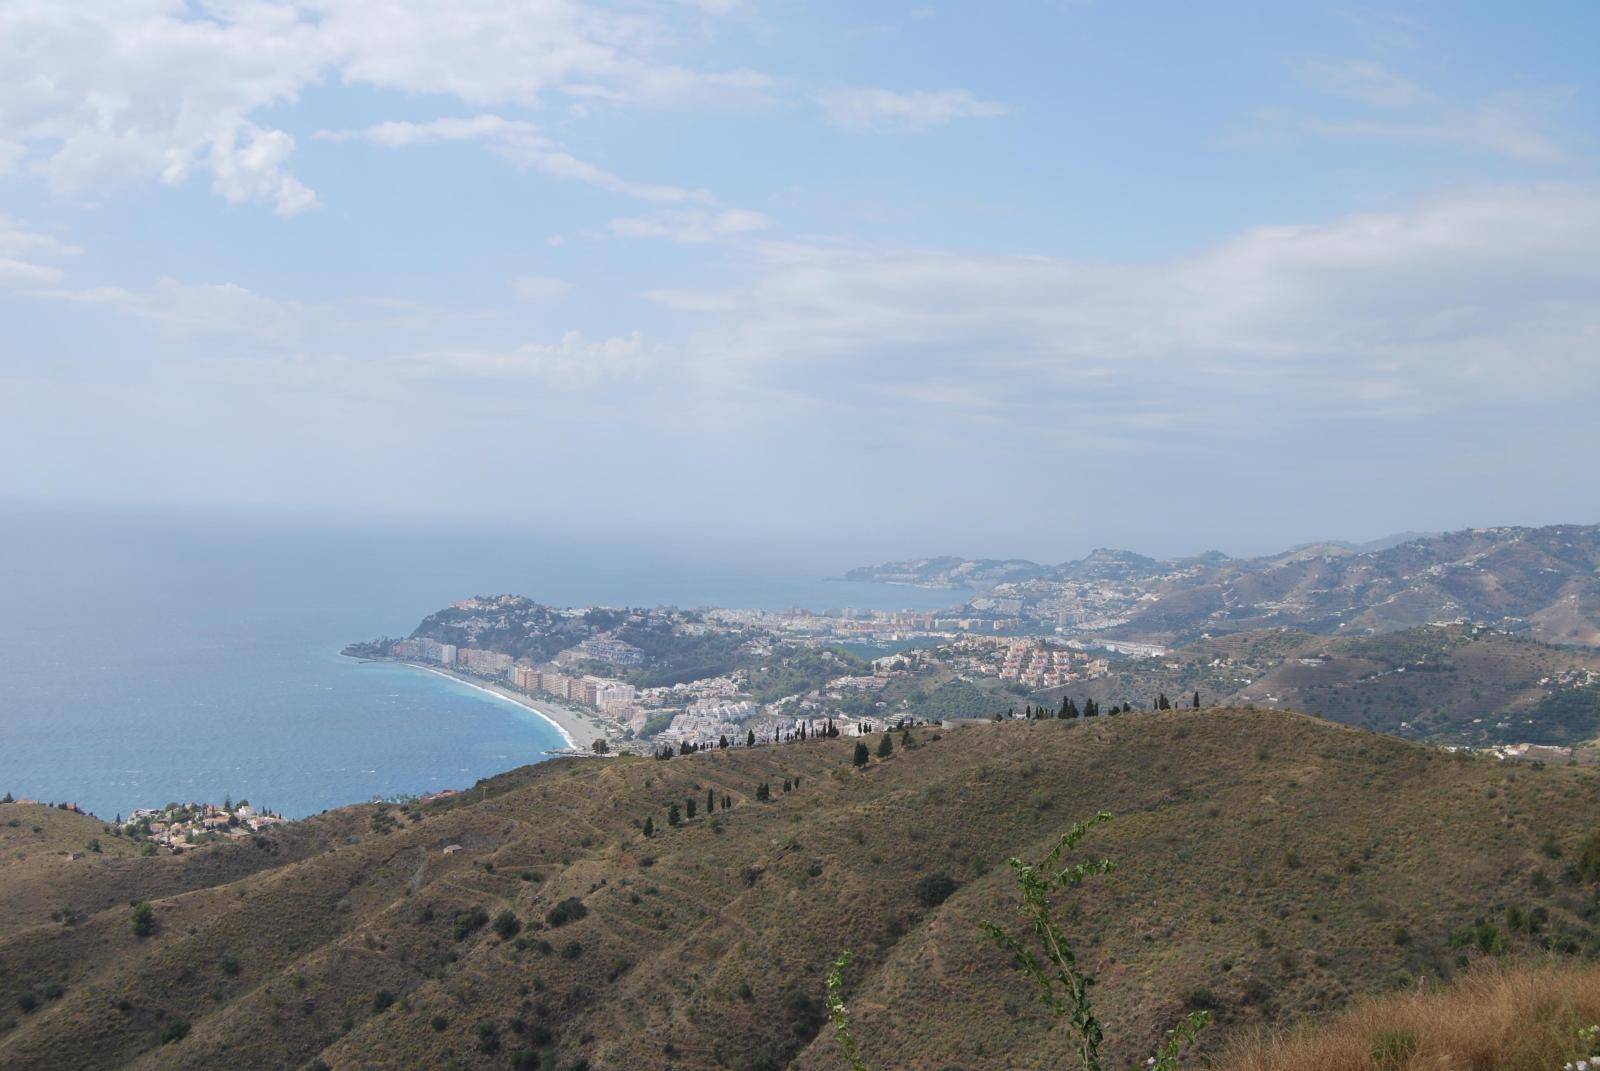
0, 505, 956, 819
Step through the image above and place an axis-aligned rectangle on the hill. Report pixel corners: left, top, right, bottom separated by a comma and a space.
1066, 624, 1600, 746
4, 709, 1600, 1069
844, 523, 1600, 647
1222, 961, 1600, 1070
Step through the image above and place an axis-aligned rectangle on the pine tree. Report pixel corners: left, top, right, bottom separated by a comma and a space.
719, 735, 729, 749
668, 803, 681, 826
1059, 696, 1070, 718
853, 742, 870, 768
876, 733, 893, 758
783, 778, 792, 793
642, 816, 654, 837
755, 782, 770, 802
686, 797, 697, 819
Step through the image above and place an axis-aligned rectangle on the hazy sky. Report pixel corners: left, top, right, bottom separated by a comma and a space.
2, 1, 1597, 561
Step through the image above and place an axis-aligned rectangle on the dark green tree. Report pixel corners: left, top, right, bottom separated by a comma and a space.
1192, 691, 1200, 709
755, 782, 770, 801
130, 901, 154, 937
668, 802, 681, 826
853, 742, 870, 768
747, 729, 756, 747
708, 788, 716, 814
685, 797, 696, 819
643, 815, 654, 837
876, 734, 893, 758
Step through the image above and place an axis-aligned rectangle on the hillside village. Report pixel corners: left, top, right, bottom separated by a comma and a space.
351, 584, 1600, 758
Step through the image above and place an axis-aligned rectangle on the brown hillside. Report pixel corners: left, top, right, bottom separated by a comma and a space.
3, 709, 1599, 1070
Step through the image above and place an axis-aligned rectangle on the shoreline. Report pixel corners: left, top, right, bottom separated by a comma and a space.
388, 661, 607, 751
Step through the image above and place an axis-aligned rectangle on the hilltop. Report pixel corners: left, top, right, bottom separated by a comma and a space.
845, 523, 1600, 647
5, 708, 1600, 1069
1068, 623, 1600, 746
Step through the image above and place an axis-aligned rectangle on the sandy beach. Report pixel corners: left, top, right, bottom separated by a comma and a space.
397, 662, 609, 751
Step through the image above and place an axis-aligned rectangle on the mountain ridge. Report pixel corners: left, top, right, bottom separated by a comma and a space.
844, 523, 1600, 647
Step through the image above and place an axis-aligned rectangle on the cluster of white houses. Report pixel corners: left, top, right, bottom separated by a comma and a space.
389, 637, 641, 724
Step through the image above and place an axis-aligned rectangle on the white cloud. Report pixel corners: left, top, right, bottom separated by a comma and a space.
36, 277, 329, 343
412, 330, 654, 385
318, 115, 714, 204
0, 0, 763, 213
1295, 59, 1567, 162
665, 187, 1600, 419
513, 275, 575, 303
607, 207, 771, 243
818, 87, 1008, 131
0, 216, 78, 288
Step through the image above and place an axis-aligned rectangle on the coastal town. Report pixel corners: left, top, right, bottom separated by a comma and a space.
354, 596, 1136, 757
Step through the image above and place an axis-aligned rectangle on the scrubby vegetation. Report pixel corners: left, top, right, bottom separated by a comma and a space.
6, 708, 1600, 1070
1224, 962, 1600, 1071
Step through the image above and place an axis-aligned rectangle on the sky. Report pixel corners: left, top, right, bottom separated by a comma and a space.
1, 1, 1597, 562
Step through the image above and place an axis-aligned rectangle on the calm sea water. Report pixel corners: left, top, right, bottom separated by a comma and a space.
0, 506, 955, 819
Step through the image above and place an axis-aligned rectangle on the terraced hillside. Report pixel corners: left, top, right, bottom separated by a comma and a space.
1070, 624, 1600, 746
4, 709, 1600, 1070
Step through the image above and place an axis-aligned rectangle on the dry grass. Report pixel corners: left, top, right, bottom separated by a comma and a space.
1222, 961, 1600, 1071
5, 709, 1600, 1069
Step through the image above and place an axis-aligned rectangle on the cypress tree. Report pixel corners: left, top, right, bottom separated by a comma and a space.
755, 782, 770, 801
1058, 696, 1070, 718
642, 816, 654, 837
1193, 691, 1201, 709
667, 803, 680, 826
707, 788, 716, 814
853, 742, 870, 768
876, 733, 893, 758
747, 729, 756, 747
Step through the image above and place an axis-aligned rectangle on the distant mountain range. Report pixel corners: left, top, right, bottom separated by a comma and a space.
845, 524, 1600, 647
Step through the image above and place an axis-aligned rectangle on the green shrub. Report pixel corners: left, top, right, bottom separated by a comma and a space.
1370, 1027, 1419, 1070
453, 907, 489, 940
915, 874, 959, 908
493, 909, 522, 940
477, 1021, 501, 1054
372, 990, 395, 1013
130, 901, 154, 937
1577, 830, 1600, 882
547, 897, 588, 928
159, 1019, 190, 1044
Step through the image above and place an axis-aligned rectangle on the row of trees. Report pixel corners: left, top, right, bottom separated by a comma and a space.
1006, 691, 1202, 722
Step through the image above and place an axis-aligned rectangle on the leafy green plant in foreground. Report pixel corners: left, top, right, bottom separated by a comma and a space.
829, 811, 1208, 1071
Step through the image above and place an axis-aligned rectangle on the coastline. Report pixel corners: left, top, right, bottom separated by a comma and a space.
390, 661, 607, 752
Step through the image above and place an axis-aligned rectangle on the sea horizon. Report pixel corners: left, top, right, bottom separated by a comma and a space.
0, 505, 958, 820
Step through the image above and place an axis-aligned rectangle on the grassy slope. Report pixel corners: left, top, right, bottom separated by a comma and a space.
2, 709, 1598, 1070
1221, 961, 1600, 1070
1068, 626, 1600, 745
